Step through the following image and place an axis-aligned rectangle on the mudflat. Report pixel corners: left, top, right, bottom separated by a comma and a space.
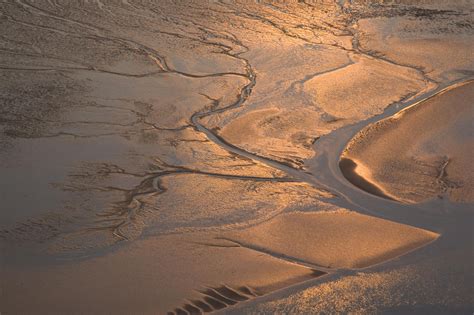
341, 81, 474, 204
0, 1, 472, 314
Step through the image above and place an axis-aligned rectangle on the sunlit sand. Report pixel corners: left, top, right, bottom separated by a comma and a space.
226, 210, 438, 269
2, 233, 324, 314
0, 0, 472, 314
341, 81, 474, 203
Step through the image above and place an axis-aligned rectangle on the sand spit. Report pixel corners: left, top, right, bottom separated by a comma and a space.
226, 211, 438, 269
2, 208, 439, 315
341, 81, 474, 204
231, 248, 474, 314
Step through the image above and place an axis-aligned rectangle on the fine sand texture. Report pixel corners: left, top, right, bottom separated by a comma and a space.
2, 207, 439, 315
1, 233, 324, 315
226, 210, 438, 269
0, 1, 473, 314
341, 81, 474, 204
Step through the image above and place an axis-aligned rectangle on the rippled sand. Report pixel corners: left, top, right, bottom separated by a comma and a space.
0, 0, 473, 314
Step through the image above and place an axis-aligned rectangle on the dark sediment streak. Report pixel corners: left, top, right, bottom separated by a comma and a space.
339, 157, 395, 201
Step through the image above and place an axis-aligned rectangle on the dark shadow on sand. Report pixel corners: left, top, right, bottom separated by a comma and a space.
339, 157, 395, 201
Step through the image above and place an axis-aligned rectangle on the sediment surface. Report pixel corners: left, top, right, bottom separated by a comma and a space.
1, 1, 473, 314
341, 81, 474, 204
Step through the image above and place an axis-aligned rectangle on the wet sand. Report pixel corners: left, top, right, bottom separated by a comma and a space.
341, 81, 474, 204
0, 1, 473, 314
339, 157, 395, 200
2, 232, 327, 314
226, 210, 437, 269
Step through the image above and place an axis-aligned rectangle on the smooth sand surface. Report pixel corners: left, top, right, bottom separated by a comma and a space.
1, 233, 322, 315
341, 81, 474, 203
227, 210, 438, 269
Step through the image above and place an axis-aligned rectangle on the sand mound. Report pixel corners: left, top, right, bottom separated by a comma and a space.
341, 81, 474, 203
226, 210, 438, 269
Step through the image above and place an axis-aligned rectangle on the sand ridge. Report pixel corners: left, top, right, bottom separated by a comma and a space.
225, 210, 438, 270
341, 81, 474, 204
